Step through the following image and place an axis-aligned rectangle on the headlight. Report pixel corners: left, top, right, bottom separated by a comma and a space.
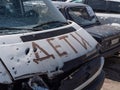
101, 38, 120, 52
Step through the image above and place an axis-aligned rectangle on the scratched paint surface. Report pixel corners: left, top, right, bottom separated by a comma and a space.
0, 25, 97, 82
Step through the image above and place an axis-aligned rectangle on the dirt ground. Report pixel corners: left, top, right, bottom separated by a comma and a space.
101, 56, 120, 90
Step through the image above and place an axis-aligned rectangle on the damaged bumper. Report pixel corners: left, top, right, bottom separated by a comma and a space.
0, 57, 104, 90
58, 57, 104, 90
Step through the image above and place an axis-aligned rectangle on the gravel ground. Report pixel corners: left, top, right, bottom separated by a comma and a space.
101, 56, 120, 90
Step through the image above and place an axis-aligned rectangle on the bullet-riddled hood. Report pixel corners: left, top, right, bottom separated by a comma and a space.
0, 22, 98, 84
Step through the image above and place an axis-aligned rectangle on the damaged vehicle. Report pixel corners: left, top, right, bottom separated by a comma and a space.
65, 0, 120, 25
66, 0, 120, 13
0, 0, 104, 90
53, 1, 120, 57
96, 13, 120, 25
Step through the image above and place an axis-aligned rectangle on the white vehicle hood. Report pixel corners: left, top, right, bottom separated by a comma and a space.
0, 22, 98, 84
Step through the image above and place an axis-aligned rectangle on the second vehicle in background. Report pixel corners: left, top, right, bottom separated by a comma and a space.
53, 1, 120, 57
66, 0, 120, 13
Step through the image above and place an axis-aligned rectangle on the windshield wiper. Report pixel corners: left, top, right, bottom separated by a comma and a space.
0, 27, 42, 35
0, 21, 68, 31
33, 21, 68, 29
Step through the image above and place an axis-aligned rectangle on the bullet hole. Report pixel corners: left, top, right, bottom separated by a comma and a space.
14, 71, 17, 75
25, 48, 30, 55
16, 48, 19, 50
12, 67, 15, 70
27, 61, 30, 63
2, 42, 5, 44
10, 57, 14, 60
17, 59, 20, 62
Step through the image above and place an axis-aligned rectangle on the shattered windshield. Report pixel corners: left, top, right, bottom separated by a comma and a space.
68, 6, 98, 26
0, 0, 67, 34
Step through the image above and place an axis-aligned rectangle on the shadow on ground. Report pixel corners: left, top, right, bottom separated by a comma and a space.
103, 56, 120, 82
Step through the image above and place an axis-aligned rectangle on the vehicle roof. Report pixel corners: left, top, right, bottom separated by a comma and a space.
52, 1, 89, 9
